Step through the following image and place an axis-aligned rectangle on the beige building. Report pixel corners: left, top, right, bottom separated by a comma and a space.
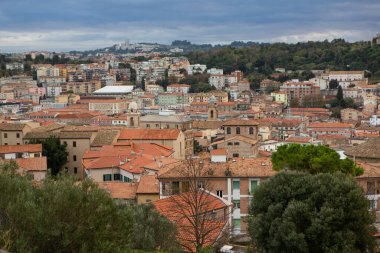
211, 119, 259, 158
140, 114, 193, 157
0, 123, 32, 146
158, 155, 275, 235
62, 81, 102, 94
188, 91, 228, 103
55, 93, 80, 104
340, 108, 362, 123
88, 99, 128, 115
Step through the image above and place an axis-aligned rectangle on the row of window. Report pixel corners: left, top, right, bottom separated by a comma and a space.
103, 173, 132, 182
226, 127, 255, 135
3, 133, 21, 138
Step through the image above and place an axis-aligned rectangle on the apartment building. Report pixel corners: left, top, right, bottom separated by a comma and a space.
62, 81, 102, 94
157, 154, 276, 235
188, 91, 229, 103
88, 99, 128, 115
321, 70, 365, 89
280, 81, 321, 102
0, 123, 32, 146
166, 84, 190, 94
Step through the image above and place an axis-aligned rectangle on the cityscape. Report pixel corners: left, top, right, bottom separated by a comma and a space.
1, 0, 380, 253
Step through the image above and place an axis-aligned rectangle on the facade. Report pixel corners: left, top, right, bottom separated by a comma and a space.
271, 91, 288, 105
62, 81, 102, 94
340, 108, 362, 123
88, 100, 128, 115
166, 84, 190, 94
321, 71, 365, 89
157, 156, 276, 235
280, 81, 321, 102
211, 119, 259, 158
188, 91, 229, 103
209, 74, 226, 90
0, 123, 32, 146
156, 93, 188, 107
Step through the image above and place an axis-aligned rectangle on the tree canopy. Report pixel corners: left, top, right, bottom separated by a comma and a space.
249, 172, 375, 253
29, 137, 68, 175
271, 144, 363, 176
0, 165, 177, 253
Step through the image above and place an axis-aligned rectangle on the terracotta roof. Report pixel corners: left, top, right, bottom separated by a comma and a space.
0, 123, 26, 131
153, 190, 229, 251
285, 136, 312, 143
24, 132, 59, 140
192, 120, 223, 130
136, 174, 159, 194
158, 157, 275, 179
210, 149, 228, 156
211, 135, 259, 146
118, 129, 180, 140
97, 182, 137, 200
0, 144, 42, 154
222, 119, 258, 126
345, 138, 380, 159
308, 122, 353, 128
91, 130, 120, 147
31, 123, 64, 132
15, 156, 47, 172
317, 134, 348, 140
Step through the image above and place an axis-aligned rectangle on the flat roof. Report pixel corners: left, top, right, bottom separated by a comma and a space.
93, 86, 134, 94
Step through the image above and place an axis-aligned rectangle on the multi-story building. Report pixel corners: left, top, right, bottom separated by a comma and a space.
36, 66, 60, 79
140, 113, 193, 157
187, 64, 207, 75
280, 81, 321, 103
157, 154, 276, 235
88, 99, 128, 115
62, 81, 102, 94
0, 123, 32, 146
156, 93, 188, 107
211, 119, 259, 158
321, 70, 365, 89
209, 74, 226, 90
188, 91, 229, 103
166, 84, 191, 94
271, 91, 288, 105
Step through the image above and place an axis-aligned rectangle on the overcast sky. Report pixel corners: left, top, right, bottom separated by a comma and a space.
0, 0, 379, 52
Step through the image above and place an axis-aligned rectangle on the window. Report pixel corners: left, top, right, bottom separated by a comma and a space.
216, 190, 223, 198
146, 124, 150, 128
123, 176, 131, 182
182, 181, 190, 192
74, 167, 78, 174
233, 180, 240, 190
367, 182, 375, 195
16, 133, 20, 138
73, 155, 77, 161
234, 142, 239, 146
63, 141, 67, 145
4, 143, 7, 145
3, 133, 7, 138
236, 127, 240, 134
249, 127, 254, 135
250, 180, 259, 195
114, 173, 122, 181
103, 174, 112, 181
17, 143, 20, 145
233, 153, 239, 158
227, 142, 233, 146
226, 127, 231, 134
234, 200, 240, 209
73, 141, 76, 147
233, 219, 241, 230
197, 180, 205, 189
172, 181, 180, 194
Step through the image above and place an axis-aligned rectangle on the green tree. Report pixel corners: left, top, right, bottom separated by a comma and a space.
271, 144, 363, 176
0, 172, 133, 253
329, 79, 339, 89
194, 140, 203, 154
249, 172, 375, 253
29, 137, 68, 175
337, 85, 344, 102
131, 204, 179, 251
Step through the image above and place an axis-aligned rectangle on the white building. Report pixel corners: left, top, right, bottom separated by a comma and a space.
309, 77, 329, 90
321, 71, 365, 89
208, 74, 225, 90
36, 66, 60, 79
207, 68, 223, 75
46, 85, 62, 97
187, 64, 207, 75
370, 115, 380, 126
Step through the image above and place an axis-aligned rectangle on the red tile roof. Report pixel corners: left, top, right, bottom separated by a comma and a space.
136, 174, 159, 194
118, 129, 180, 140
15, 156, 47, 172
0, 144, 42, 154
97, 182, 137, 200
210, 149, 228, 156
308, 122, 353, 128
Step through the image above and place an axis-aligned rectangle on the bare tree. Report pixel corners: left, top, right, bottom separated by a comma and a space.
167, 158, 231, 252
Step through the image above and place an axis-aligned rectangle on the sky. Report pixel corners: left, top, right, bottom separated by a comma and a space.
0, 0, 379, 52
